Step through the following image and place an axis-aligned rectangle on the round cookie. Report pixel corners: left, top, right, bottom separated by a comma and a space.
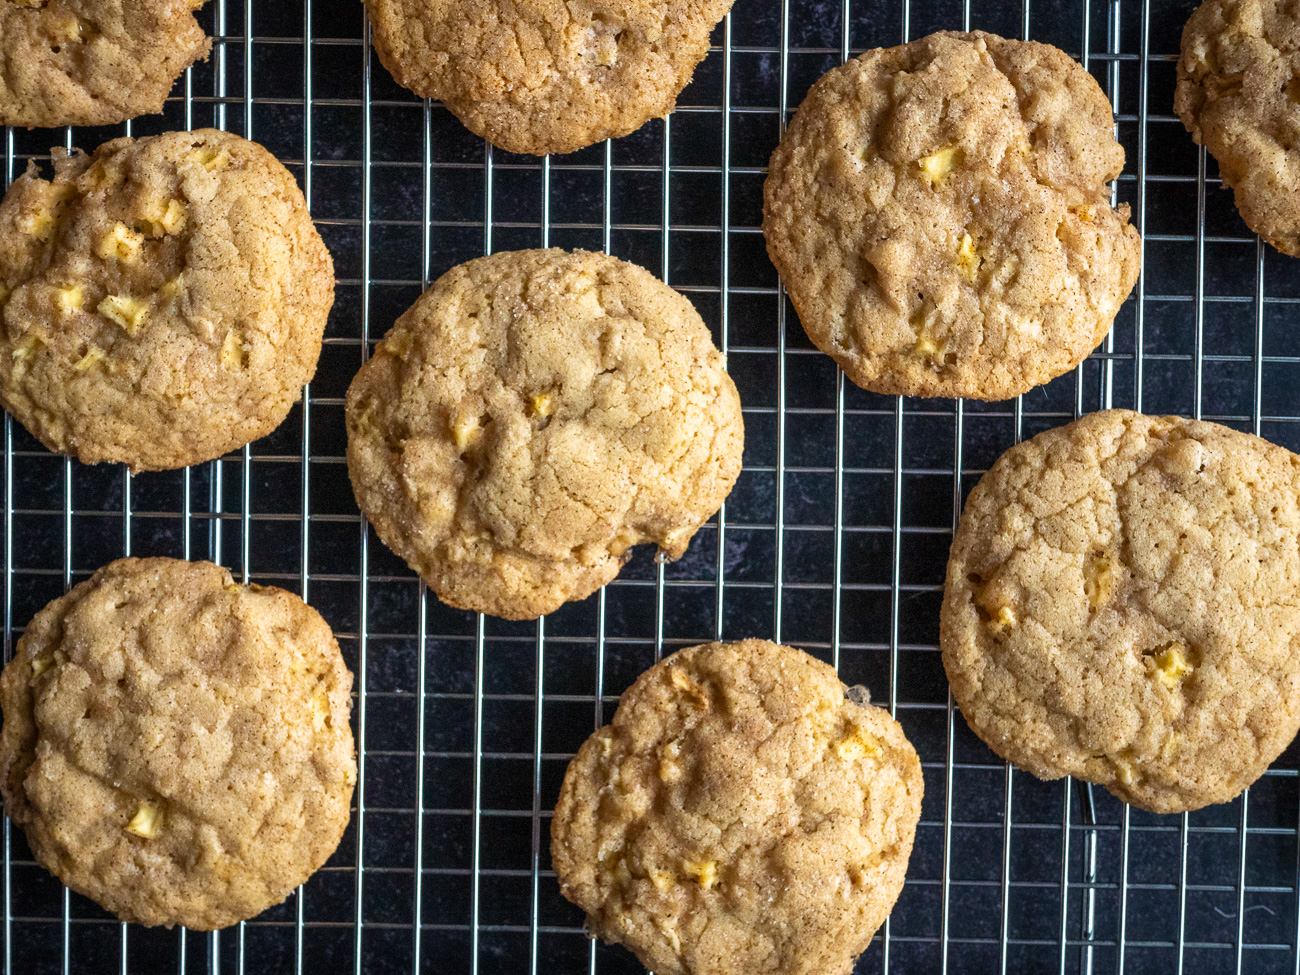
345, 248, 743, 621
1175, 0, 1300, 256
763, 31, 1142, 401
941, 410, 1300, 814
0, 129, 334, 472
551, 639, 923, 975
0, 557, 356, 930
364, 0, 733, 155
0, 0, 211, 128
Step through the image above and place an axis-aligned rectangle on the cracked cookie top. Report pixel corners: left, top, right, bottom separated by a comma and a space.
941, 410, 1300, 813
0, 557, 357, 930
363, 0, 733, 155
0, 0, 211, 128
763, 31, 1141, 401
1176, 0, 1300, 256
551, 639, 923, 975
0, 129, 334, 472
345, 248, 743, 621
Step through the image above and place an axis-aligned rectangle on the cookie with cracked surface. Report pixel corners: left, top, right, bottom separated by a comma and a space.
551, 639, 923, 975
0, 0, 211, 128
0, 557, 357, 930
363, 0, 733, 155
763, 31, 1142, 400
0, 128, 334, 472
345, 248, 743, 621
941, 410, 1300, 814
1175, 0, 1300, 256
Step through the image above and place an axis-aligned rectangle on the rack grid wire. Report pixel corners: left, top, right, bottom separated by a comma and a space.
3, 0, 1300, 972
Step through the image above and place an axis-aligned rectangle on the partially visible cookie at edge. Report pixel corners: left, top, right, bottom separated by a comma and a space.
941, 410, 1300, 813
551, 639, 923, 975
345, 248, 744, 621
364, 0, 733, 155
763, 30, 1141, 400
1175, 0, 1300, 256
0, 128, 335, 472
0, 557, 357, 930
0, 0, 211, 128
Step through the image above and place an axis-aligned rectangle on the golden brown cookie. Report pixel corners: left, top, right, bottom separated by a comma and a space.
1175, 0, 1300, 256
0, 557, 356, 930
941, 410, 1300, 814
0, 129, 334, 472
0, 0, 211, 128
346, 248, 743, 621
551, 639, 923, 975
364, 0, 733, 155
763, 31, 1142, 400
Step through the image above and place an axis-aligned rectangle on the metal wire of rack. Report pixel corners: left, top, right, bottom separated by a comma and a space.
3, 0, 1300, 972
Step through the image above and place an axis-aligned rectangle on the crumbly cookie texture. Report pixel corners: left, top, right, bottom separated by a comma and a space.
0, 557, 357, 930
0, 129, 334, 472
763, 31, 1141, 401
346, 248, 743, 621
941, 410, 1300, 814
364, 0, 732, 155
551, 640, 923, 975
0, 0, 211, 128
1175, 0, 1300, 256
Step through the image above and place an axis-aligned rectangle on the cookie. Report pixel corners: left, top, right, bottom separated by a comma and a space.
763, 31, 1142, 401
0, 557, 356, 930
941, 410, 1300, 813
551, 639, 923, 975
346, 248, 743, 621
364, 0, 732, 155
1175, 0, 1300, 256
0, 0, 211, 128
345, 248, 743, 621
0, 129, 334, 472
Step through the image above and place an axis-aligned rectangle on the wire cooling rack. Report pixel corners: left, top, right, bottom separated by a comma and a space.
4, 0, 1300, 972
